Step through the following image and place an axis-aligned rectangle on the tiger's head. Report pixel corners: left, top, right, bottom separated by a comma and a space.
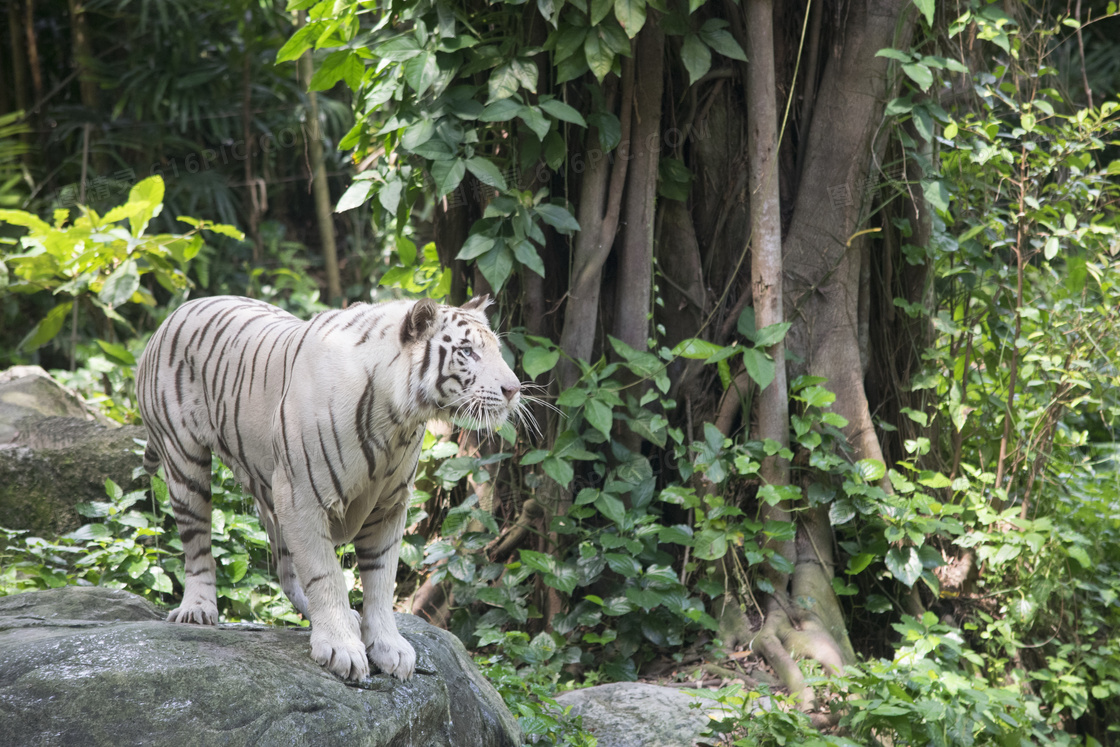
403, 295, 523, 431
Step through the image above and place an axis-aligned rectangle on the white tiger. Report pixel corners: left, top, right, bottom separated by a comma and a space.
136, 294, 521, 681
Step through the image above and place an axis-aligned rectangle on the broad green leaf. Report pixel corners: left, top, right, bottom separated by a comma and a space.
374, 36, 422, 63
914, 0, 935, 26
476, 242, 514, 292
336, 180, 373, 212
614, 0, 646, 38
401, 118, 436, 150
886, 546, 922, 587
752, 322, 791, 347
127, 176, 165, 236
95, 339, 135, 365
681, 34, 711, 86
480, 98, 522, 122
855, 458, 887, 482
591, 0, 613, 25
699, 24, 746, 62
901, 62, 933, 91
465, 158, 508, 190
741, 347, 775, 390
593, 491, 626, 525
542, 455, 574, 487
671, 338, 722, 360
487, 63, 521, 103
379, 178, 403, 213
100, 260, 140, 307
922, 179, 950, 214
539, 99, 587, 127
275, 23, 318, 63
584, 30, 613, 82
534, 204, 580, 233
522, 346, 559, 379
20, 301, 73, 351
403, 51, 439, 95
309, 50, 362, 91
432, 159, 467, 198
511, 239, 545, 277
584, 398, 613, 438
457, 233, 496, 261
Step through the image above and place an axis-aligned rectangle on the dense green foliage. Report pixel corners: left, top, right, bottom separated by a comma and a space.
2, 0, 1120, 745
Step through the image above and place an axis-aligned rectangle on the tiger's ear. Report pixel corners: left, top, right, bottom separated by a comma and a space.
401, 298, 440, 345
462, 294, 491, 312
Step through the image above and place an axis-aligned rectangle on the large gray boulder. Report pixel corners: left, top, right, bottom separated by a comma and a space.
0, 587, 520, 746
553, 682, 716, 747
0, 366, 145, 535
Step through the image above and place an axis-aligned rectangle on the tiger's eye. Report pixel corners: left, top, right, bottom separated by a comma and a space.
460, 346, 473, 357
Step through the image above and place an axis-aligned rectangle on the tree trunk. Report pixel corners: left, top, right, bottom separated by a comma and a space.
555, 62, 633, 391
299, 18, 342, 303
749, 0, 917, 705
612, 24, 663, 354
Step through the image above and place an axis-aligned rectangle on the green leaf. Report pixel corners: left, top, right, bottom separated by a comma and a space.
741, 347, 775, 390
432, 159, 467, 198
401, 118, 436, 150
403, 51, 439, 95
512, 239, 545, 277
379, 178, 403, 214
457, 233, 496, 261
922, 179, 950, 214
885, 546, 922, 587
309, 50, 363, 91
100, 260, 140, 307
20, 302, 72, 351
523, 346, 560, 379
488, 62, 521, 104
542, 455, 574, 487
374, 35, 422, 63
699, 24, 746, 62
901, 62, 933, 91
539, 99, 587, 127
681, 34, 712, 86
584, 30, 613, 82
480, 98, 522, 122
95, 339, 135, 366
593, 491, 626, 525
855, 458, 886, 482
336, 180, 373, 212
275, 24, 318, 63
584, 398, 613, 438
672, 338, 722, 360
591, 0, 614, 25
476, 242, 514, 292
914, 0, 935, 26
465, 158, 508, 190
534, 204, 580, 233
752, 322, 791, 347
127, 176, 165, 236
614, 0, 646, 38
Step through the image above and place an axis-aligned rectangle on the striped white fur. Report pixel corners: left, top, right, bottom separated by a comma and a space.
136, 294, 520, 681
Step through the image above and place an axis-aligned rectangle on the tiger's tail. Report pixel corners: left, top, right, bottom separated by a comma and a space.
143, 442, 162, 475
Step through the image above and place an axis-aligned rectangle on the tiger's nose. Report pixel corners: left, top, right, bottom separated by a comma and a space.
501, 383, 521, 402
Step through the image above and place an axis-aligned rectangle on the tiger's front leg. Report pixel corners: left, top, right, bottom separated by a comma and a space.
272, 468, 369, 681
354, 500, 416, 680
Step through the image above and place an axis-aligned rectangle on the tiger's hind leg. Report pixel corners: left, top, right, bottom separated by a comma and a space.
157, 438, 219, 625
256, 494, 310, 618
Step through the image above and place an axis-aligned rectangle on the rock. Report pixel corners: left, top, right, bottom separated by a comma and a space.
0, 587, 521, 747
0, 366, 145, 535
554, 682, 717, 747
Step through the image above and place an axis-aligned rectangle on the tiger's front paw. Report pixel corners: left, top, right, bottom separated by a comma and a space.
310, 626, 370, 681
366, 631, 416, 680
167, 598, 218, 625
